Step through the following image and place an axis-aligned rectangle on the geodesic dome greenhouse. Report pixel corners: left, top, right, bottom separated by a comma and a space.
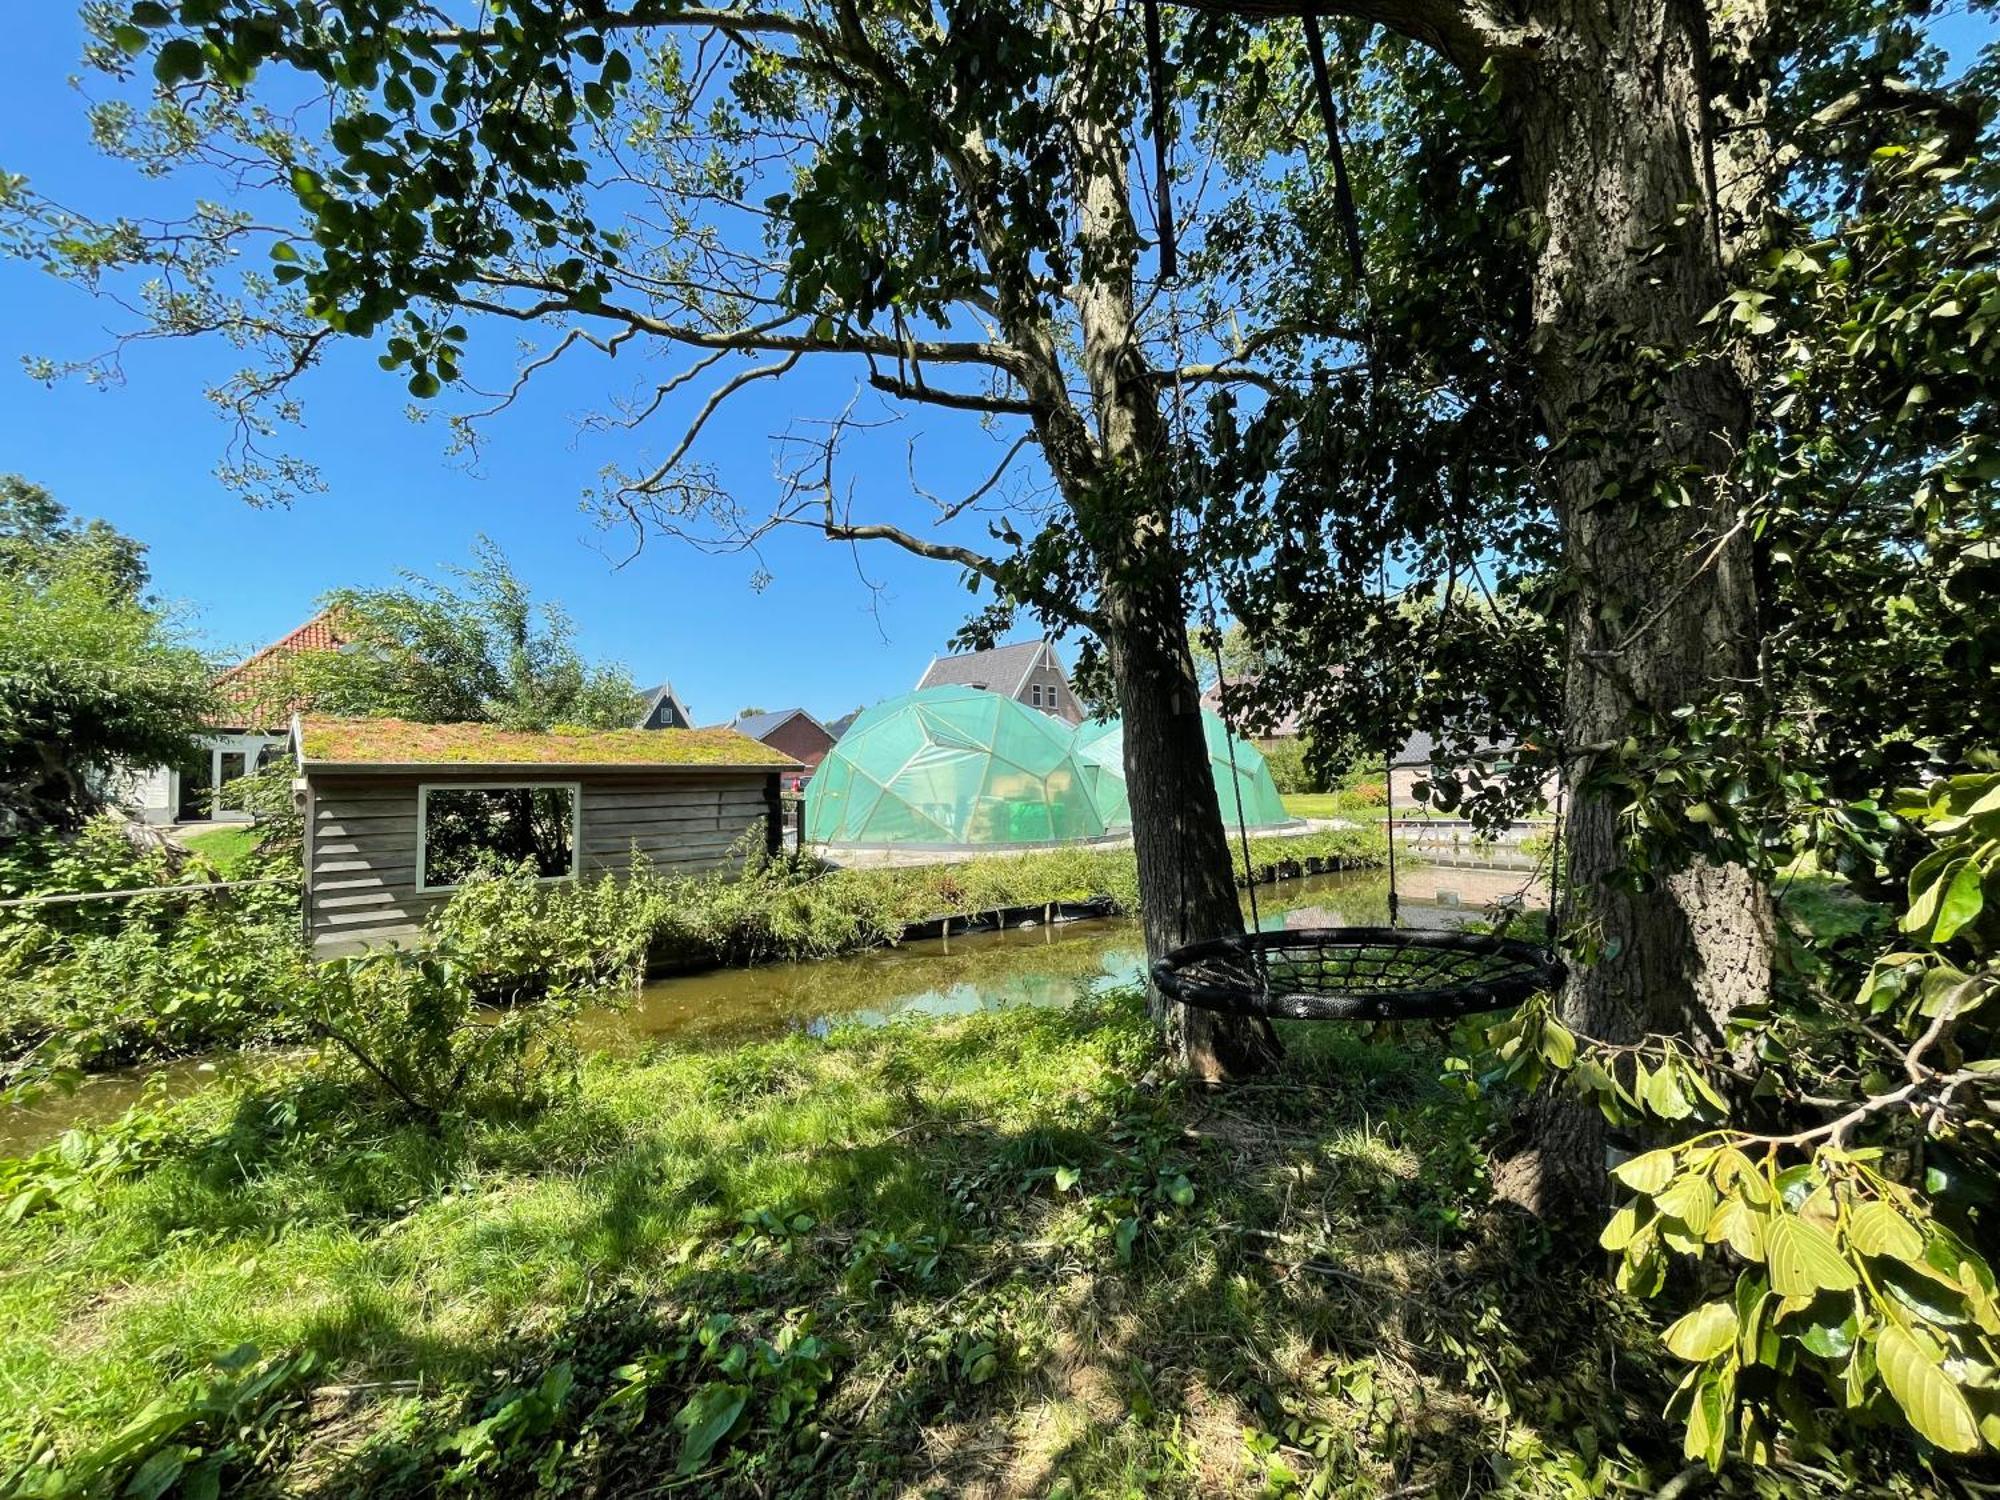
1069, 711, 1296, 833
807, 687, 1109, 849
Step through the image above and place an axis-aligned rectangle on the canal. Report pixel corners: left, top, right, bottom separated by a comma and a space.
1, 864, 1533, 1154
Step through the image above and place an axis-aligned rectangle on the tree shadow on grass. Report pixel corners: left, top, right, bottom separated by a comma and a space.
273, 1008, 1682, 1500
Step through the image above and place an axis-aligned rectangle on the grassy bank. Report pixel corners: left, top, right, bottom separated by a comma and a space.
0, 992, 1692, 1498
1, 825, 1386, 1091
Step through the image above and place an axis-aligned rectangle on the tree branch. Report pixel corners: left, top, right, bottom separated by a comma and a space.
1155, 0, 1544, 71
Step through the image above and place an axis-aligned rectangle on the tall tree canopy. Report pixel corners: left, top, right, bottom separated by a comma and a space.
0, 477, 211, 832
269, 537, 641, 729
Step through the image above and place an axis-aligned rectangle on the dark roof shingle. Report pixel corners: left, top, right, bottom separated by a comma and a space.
915, 641, 1049, 693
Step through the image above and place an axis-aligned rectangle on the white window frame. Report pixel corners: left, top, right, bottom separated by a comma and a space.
416, 781, 583, 893
1031, 683, 1043, 707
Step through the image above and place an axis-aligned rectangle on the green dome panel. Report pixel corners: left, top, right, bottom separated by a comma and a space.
807, 686, 1110, 848
1069, 711, 1296, 833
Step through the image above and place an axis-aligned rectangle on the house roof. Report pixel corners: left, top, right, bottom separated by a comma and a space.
826, 708, 865, 740
631, 682, 693, 729
212, 610, 348, 726
1390, 730, 1528, 769
294, 716, 799, 771
1200, 673, 1303, 738
730, 708, 831, 743
915, 640, 1055, 696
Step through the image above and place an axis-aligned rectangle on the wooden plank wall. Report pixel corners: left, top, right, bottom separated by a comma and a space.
306, 770, 776, 957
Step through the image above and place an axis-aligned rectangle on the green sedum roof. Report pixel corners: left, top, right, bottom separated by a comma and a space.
296, 716, 798, 770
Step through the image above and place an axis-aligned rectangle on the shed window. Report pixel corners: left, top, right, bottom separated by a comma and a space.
419, 783, 579, 891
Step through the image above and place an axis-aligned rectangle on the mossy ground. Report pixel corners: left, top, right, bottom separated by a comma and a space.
0, 992, 1682, 1498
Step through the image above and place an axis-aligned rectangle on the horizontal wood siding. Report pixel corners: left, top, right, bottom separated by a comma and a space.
305, 769, 774, 957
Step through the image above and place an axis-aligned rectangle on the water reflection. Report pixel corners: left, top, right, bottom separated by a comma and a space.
4, 870, 1420, 1153
592, 868, 1404, 1050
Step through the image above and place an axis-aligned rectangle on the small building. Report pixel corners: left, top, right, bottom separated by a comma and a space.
632, 682, 695, 730
295, 716, 799, 957
915, 639, 1083, 724
1200, 672, 1303, 750
727, 709, 837, 789
122, 611, 347, 825
1388, 730, 1559, 809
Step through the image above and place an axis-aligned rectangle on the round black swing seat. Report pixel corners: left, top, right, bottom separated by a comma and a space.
1151, 926, 1565, 1022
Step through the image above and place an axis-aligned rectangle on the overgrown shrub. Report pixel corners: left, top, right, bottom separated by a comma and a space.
1477, 766, 2000, 1467
307, 945, 584, 1124
427, 858, 667, 1004
1259, 737, 1324, 795
0, 816, 307, 1097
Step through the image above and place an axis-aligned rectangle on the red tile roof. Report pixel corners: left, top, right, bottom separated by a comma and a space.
211, 611, 347, 727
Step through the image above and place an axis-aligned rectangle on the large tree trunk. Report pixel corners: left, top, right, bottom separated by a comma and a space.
1501, 0, 1775, 1210
1108, 567, 1281, 1078
1065, 62, 1281, 1080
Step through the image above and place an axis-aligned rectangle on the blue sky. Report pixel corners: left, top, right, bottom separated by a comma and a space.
0, 8, 1039, 725
2, 8, 1992, 725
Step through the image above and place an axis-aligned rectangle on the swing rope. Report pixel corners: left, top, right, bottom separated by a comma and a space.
1137, 3, 1565, 1023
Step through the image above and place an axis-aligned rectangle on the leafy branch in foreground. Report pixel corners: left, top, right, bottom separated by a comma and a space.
1476, 766, 2000, 1469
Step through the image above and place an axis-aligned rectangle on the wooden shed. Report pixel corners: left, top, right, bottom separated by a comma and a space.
293, 716, 800, 957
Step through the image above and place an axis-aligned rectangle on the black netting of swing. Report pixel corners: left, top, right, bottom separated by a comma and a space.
1151, 927, 1565, 1022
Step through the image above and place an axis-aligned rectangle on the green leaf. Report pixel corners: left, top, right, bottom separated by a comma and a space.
1708, 1193, 1766, 1260
1766, 1213, 1859, 1298
124, 1447, 186, 1500
674, 1381, 749, 1475
1931, 858, 1985, 944
1657, 1174, 1716, 1236
1663, 1300, 1739, 1361
1053, 1165, 1079, 1193
1600, 1201, 1644, 1252
1683, 1363, 1734, 1469
1613, 1149, 1677, 1194
1903, 851, 1956, 934
1846, 1200, 1925, 1263
1786, 1291, 1859, 1358
1644, 1064, 1694, 1120
1539, 1019, 1576, 1068
1875, 1323, 1980, 1453
153, 37, 204, 84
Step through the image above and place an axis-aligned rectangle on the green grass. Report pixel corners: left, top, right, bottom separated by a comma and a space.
1280, 791, 1439, 821
178, 824, 261, 877
0, 994, 1691, 1498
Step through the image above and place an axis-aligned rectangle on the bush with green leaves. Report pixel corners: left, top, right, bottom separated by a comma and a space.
1478, 766, 2000, 1470
424, 857, 667, 1005
1, 1344, 318, 1500
0, 816, 308, 1097
306, 944, 587, 1126
0, 492, 212, 836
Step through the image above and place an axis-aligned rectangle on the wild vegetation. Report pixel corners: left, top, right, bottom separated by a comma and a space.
0, 0, 1995, 1487
255, 537, 641, 732
0, 991, 1895, 1500
0, 821, 1386, 1100
0, 479, 211, 835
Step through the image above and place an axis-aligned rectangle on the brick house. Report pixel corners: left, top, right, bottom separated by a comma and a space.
119, 611, 348, 824
727, 709, 837, 791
